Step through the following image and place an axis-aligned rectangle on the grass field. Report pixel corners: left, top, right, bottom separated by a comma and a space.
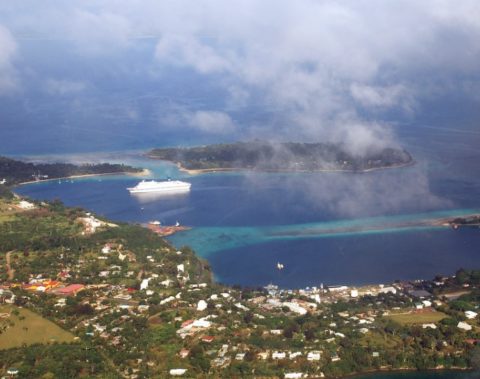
385, 310, 448, 325
0, 305, 75, 349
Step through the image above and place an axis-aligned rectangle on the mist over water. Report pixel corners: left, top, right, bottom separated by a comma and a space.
14, 120, 480, 288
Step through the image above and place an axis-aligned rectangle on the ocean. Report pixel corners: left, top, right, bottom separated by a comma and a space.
13, 120, 480, 289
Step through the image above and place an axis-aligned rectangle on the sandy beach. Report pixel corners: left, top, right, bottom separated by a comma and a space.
16, 168, 151, 186
172, 160, 416, 175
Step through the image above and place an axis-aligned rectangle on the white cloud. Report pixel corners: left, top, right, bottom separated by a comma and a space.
155, 35, 233, 74
67, 10, 132, 55
1, 0, 480, 141
350, 84, 415, 112
187, 110, 235, 133
161, 108, 235, 134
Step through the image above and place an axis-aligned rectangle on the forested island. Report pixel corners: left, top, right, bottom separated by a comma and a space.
0, 156, 144, 186
450, 216, 480, 229
148, 141, 414, 173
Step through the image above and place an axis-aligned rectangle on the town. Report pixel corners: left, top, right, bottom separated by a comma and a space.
0, 187, 479, 378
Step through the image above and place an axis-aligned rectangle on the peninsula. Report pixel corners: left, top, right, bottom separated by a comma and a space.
147, 141, 413, 173
0, 156, 146, 186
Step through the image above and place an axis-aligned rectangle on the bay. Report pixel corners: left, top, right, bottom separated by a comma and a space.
14, 121, 480, 288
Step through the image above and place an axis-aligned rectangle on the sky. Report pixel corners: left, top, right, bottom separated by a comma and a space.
0, 0, 479, 154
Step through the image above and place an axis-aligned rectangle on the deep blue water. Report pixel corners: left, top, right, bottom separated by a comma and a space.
14, 121, 480, 288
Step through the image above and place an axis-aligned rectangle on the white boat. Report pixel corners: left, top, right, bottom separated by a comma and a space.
127, 179, 191, 194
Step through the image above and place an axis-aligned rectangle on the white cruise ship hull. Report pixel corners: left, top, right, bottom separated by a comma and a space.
127, 180, 191, 194
128, 186, 190, 194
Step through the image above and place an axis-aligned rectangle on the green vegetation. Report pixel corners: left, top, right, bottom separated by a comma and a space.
385, 311, 447, 325
148, 141, 413, 172
0, 305, 75, 349
0, 155, 143, 185
1, 185, 480, 378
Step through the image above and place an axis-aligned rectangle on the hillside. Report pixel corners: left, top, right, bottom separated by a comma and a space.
0, 156, 143, 185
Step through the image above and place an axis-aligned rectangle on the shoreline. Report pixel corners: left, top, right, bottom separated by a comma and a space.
145, 158, 415, 175
15, 168, 151, 186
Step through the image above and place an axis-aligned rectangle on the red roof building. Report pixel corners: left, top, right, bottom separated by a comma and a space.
54, 284, 85, 296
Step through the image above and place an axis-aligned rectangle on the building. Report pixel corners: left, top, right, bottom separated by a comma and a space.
53, 284, 85, 296
458, 321, 472, 331
169, 368, 187, 376
465, 310, 478, 319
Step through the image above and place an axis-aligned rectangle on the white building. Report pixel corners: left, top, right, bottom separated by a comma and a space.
197, 300, 208, 311
307, 351, 321, 361
169, 368, 187, 376
465, 310, 478, 319
272, 351, 286, 360
285, 373, 306, 379
458, 321, 472, 331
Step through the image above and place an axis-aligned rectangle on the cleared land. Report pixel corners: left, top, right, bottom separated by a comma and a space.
385, 310, 448, 325
0, 305, 75, 349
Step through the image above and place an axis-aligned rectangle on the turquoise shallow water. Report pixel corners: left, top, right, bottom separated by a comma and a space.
168, 209, 480, 257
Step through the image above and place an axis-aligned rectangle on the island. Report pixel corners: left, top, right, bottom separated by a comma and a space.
450, 216, 480, 229
0, 156, 146, 186
147, 141, 414, 173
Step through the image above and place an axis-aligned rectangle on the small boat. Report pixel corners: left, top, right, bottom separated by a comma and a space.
276, 262, 284, 270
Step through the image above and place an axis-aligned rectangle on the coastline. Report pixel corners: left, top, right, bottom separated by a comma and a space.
148, 159, 416, 175
15, 168, 151, 186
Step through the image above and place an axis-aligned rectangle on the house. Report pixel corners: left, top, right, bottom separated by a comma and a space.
409, 289, 431, 299
372, 352, 380, 357
179, 349, 190, 358
7, 368, 19, 376
285, 373, 306, 379
331, 352, 341, 362
458, 321, 472, 331
257, 351, 269, 360
197, 300, 208, 311
272, 351, 286, 360
201, 335, 215, 343
307, 351, 321, 361
101, 244, 112, 254
465, 310, 478, 319
379, 286, 397, 294
169, 368, 187, 376
235, 353, 245, 361
289, 351, 302, 359
18, 200, 35, 210
54, 284, 85, 296
422, 323, 437, 329
282, 301, 307, 315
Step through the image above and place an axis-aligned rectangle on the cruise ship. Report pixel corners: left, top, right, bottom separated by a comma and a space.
127, 179, 191, 194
